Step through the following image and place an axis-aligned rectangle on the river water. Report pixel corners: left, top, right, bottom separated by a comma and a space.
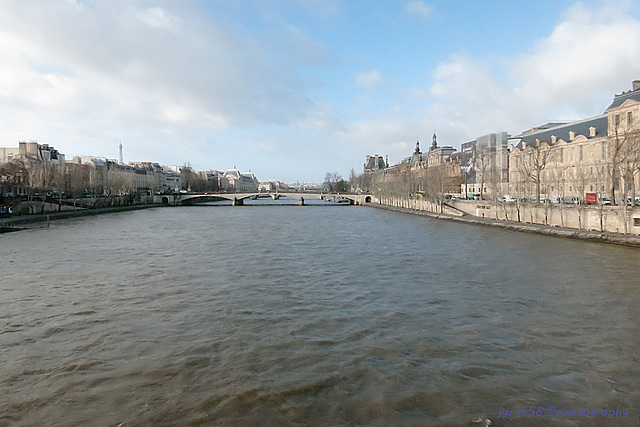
1, 202, 639, 426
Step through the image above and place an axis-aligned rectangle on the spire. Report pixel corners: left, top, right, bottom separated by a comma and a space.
431, 133, 437, 150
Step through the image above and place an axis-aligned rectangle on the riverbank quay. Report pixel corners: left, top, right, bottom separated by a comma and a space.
368, 203, 640, 248
0, 204, 163, 233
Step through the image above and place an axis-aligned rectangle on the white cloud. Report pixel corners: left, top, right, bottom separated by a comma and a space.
341, 2, 640, 169
405, 1, 432, 18
136, 7, 177, 31
355, 70, 382, 88
0, 0, 328, 176
1, 1, 639, 183
510, 2, 640, 118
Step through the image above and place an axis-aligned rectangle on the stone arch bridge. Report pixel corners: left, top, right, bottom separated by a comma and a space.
154, 192, 374, 206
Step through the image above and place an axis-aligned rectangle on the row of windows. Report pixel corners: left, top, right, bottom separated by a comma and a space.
555, 142, 606, 164
614, 111, 634, 128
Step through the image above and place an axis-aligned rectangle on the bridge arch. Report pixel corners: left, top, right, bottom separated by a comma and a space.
175, 192, 373, 206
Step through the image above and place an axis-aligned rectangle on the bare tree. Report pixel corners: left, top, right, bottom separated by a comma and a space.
0, 159, 28, 196
324, 172, 347, 193
424, 164, 447, 212
86, 166, 106, 208
65, 163, 89, 209
475, 148, 491, 200
573, 164, 592, 230
180, 162, 198, 192
551, 168, 568, 227
594, 164, 610, 232
521, 140, 555, 203
608, 118, 640, 232
486, 166, 502, 220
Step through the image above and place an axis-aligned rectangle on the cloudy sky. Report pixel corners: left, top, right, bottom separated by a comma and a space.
1, 0, 640, 182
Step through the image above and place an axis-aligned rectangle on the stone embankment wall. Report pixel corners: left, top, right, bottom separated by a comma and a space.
449, 200, 640, 235
5, 195, 156, 215
375, 196, 465, 217
370, 196, 640, 246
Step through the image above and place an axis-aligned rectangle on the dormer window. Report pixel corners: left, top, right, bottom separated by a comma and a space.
589, 127, 596, 137
569, 131, 575, 141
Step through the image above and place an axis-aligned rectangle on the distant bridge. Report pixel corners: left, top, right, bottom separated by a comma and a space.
155, 192, 374, 206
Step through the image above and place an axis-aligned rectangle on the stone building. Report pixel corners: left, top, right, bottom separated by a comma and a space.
508, 80, 640, 203
0, 141, 65, 165
471, 132, 510, 198
364, 154, 388, 173
223, 168, 259, 192
0, 141, 66, 197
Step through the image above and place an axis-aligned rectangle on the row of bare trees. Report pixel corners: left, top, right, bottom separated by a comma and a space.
350, 161, 456, 212
323, 172, 348, 192
0, 159, 159, 210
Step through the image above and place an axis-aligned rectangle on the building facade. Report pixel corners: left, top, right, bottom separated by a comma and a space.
223, 169, 259, 192
509, 80, 640, 203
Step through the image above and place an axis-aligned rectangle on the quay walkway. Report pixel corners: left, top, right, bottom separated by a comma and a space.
369, 203, 640, 249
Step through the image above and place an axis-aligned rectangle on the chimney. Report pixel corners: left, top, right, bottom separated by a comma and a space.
634, 80, 640, 91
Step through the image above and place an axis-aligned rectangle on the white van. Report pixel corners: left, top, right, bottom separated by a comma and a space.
562, 196, 579, 204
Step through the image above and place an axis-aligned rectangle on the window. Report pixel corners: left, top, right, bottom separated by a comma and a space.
628, 111, 633, 125
579, 145, 583, 161
560, 148, 564, 163
601, 142, 606, 159
635, 218, 640, 227
590, 185, 593, 191
615, 114, 620, 127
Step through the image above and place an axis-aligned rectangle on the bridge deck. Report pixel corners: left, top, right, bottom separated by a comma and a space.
175, 192, 372, 205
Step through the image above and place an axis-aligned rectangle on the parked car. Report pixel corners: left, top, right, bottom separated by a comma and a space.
539, 198, 551, 203
562, 196, 580, 204
501, 195, 517, 202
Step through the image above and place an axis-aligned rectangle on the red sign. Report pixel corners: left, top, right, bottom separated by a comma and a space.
586, 193, 597, 204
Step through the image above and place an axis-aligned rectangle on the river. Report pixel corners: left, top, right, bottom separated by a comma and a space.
1, 201, 639, 426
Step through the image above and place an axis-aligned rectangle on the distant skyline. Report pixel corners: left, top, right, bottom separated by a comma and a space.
1, 0, 639, 182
